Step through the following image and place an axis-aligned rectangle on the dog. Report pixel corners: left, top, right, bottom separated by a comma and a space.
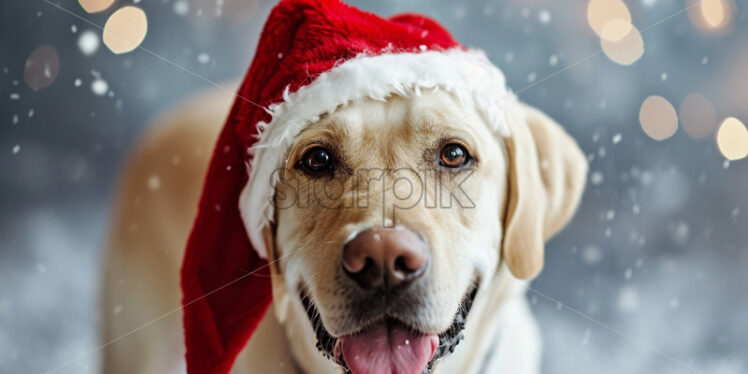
102, 85, 586, 374
102, 2, 587, 373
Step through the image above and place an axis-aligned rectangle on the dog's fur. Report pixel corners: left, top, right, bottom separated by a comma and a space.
102, 84, 587, 373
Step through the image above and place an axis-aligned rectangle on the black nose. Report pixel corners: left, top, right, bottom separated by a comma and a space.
342, 226, 429, 290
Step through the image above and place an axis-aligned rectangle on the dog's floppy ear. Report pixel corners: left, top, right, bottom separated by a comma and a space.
501, 103, 588, 279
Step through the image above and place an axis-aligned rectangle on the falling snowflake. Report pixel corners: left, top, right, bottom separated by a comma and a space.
482, 4, 494, 16
78, 30, 100, 56
538, 10, 552, 24
618, 287, 639, 312
453, 5, 466, 19
582, 245, 602, 265
671, 221, 689, 246
549, 54, 559, 66
639, 171, 653, 186
197, 53, 211, 64
215, 0, 224, 17
504, 51, 514, 63
91, 79, 108, 96
605, 209, 615, 221
174, 0, 190, 16
580, 329, 591, 346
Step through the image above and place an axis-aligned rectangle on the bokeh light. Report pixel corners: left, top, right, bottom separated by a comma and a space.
639, 96, 678, 141
702, 0, 726, 27
687, 0, 736, 33
716, 117, 748, 160
679, 94, 717, 139
599, 18, 633, 42
23, 45, 60, 91
78, 0, 116, 14
77, 30, 100, 56
587, 0, 632, 37
103, 6, 148, 54
601, 21, 644, 65
91, 78, 109, 96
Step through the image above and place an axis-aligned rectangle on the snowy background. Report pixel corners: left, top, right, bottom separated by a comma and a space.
1, 0, 747, 373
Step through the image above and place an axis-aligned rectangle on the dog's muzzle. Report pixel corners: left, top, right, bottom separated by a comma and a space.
300, 282, 479, 374
297, 225, 480, 374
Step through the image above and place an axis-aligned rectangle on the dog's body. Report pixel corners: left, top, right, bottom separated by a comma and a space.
103, 82, 585, 373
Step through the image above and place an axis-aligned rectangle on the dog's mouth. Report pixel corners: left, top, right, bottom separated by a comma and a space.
299, 284, 479, 374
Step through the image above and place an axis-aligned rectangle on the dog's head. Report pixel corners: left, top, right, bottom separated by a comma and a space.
259, 89, 587, 374
179, 3, 587, 373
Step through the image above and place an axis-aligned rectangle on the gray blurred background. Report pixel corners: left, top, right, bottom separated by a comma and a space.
1, 0, 747, 373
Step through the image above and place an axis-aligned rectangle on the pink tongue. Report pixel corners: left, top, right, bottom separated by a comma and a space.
336, 322, 438, 374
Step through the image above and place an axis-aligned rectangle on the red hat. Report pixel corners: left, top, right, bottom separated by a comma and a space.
181, 0, 511, 372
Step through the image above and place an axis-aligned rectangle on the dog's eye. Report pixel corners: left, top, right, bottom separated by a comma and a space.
439, 143, 470, 168
299, 147, 333, 174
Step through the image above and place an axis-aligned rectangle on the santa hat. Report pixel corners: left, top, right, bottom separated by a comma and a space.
180, 0, 512, 372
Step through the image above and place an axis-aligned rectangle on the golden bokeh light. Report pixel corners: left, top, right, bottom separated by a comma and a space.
640, 96, 678, 141
702, 0, 726, 27
716, 117, 748, 160
687, 0, 736, 33
599, 18, 634, 42
679, 94, 717, 139
78, 0, 116, 14
587, 0, 632, 37
103, 6, 148, 54
601, 21, 644, 65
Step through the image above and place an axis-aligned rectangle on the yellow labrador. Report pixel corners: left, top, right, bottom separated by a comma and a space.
102, 82, 586, 374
